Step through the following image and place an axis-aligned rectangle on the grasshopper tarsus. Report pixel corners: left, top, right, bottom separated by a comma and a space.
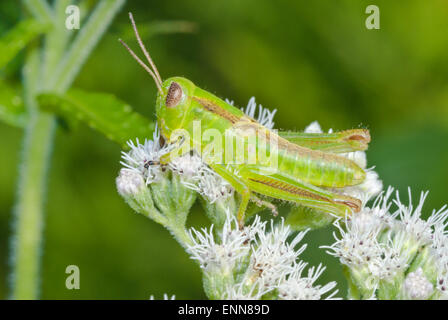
144, 160, 161, 169
253, 196, 278, 217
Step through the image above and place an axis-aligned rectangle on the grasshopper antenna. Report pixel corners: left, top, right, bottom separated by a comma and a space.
119, 13, 163, 95
128, 12, 163, 85
118, 38, 163, 95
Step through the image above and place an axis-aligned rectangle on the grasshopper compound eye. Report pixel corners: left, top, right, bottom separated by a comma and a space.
166, 82, 183, 107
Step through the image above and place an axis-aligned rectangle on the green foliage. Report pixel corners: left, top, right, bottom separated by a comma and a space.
49, 0, 126, 93
119, 20, 198, 40
22, 0, 53, 23
0, 80, 26, 127
37, 89, 155, 148
0, 19, 49, 69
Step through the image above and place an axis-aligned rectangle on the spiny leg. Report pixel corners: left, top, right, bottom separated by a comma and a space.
252, 194, 278, 216
240, 166, 361, 218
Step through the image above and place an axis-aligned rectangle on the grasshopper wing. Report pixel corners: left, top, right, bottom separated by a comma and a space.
278, 129, 370, 153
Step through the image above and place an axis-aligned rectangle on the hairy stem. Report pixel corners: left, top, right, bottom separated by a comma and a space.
166, 222, 193, 250
22, 0, 53, 23
10, 48, 55, 299
10, 0, 125, 299
10, 114, 55, 299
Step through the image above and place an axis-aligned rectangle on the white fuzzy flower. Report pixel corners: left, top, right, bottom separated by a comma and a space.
120, 127, 170, 184
241, 97, 277, 129
116, 168, 145, 197
186, 213, 264, 273
340, 151, 367, 169
436, 273, 448, 297
168, 152, 204, 178
432, 224, 448, 274
187, 213, 336, 300
393, 189, 448, 245
251, 220, 307, 288
366, 186, 396, 226
403, 268, 433, 300
368, 231, 408, 280
324, 216, 383, 269
304, 121, 323, 133
326, 186, 448, 299
277, 263, 339, 300
182, 166, 234, 203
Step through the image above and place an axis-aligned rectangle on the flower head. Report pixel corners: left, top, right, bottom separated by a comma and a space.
120, 127, 170, 184
251, 219, 308, 288
277, 264, 338, 300
183, 166, 234, 204
187, 213, 262, 273
324, 186, 448, 299
187, 212, 337, 300
402, 268, 433, 300
241, 97, 277, 129
116, 168, 146, 197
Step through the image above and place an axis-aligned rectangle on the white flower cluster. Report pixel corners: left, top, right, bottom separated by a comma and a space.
323, 186, 448, 299
119, 128, 170, 185
187, 213, 338, 300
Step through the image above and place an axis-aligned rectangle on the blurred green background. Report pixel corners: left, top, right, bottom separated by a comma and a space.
1, 0, 448, 299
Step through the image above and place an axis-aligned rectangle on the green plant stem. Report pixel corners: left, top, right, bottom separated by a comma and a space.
166, 223, 192, 250
10, 47, 54, 299
22, 0, 53, 23
10, 0, 125, 299
11, 114, 55, 299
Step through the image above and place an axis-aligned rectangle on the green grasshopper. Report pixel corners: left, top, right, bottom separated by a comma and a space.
119, 13, 370, 226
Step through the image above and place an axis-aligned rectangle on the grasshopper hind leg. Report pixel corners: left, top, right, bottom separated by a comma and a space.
241, 166, 361, 218
208, 163, 361, 228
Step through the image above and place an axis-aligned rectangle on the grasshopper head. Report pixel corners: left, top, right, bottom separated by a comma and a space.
156, 77, 196, 140
119, 13, 197, 142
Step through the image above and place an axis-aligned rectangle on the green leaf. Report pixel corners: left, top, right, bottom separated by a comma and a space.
0, 80, 27, 127
119, 20, 197, 40
0, 19, 50, 69
49, 0, 126, 93
37, 89, 155, 148
285, 205, 335, 230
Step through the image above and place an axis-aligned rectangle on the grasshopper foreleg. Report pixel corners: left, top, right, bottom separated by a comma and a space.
208, 164, 251, 228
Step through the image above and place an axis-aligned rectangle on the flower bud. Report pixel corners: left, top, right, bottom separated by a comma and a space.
116, 168, 145, 197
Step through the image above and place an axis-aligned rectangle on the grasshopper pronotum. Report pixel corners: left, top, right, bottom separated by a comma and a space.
119, 13, 370, 226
